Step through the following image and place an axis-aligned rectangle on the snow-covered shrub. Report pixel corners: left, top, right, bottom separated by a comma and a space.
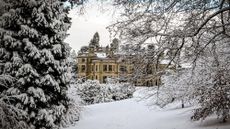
77, 80, 135, 105
156, 69, 194, 108
105, 83, 135, 101
77, 80, 103, 104
56, 81, 82, 128
106, 77, 119, 84
60, 99, 81, 127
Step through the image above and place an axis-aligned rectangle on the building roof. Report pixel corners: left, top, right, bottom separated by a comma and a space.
96, 52, 107, 58
160, 59, 171, 64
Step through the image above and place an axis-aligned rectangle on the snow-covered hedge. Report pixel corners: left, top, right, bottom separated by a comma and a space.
76, 80, 135, 105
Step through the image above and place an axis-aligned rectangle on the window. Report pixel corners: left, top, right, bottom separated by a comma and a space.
103, 76, 107, 83
81, 65, 86, 72
82, 76, 86, 82
95, 75, 98, 80
109, 65, 113, 71
147, 65, 153, 74
96, 65, 98, 71
119, 65, 127, 72
82, 58, 85, 63
129, 66, 134, 73
103, 65, 107, 72
91, 65, 94, 72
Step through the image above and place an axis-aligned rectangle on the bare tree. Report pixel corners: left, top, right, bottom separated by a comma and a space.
109, 0, 230, 63
109, 0, 230, 122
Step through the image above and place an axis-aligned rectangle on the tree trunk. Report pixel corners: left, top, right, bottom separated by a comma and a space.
181, 99, 184, 108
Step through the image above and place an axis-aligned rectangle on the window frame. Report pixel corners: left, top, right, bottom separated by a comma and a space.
108, 65, 113, 72
103, 65, 107, 72
81, 65, 86, 72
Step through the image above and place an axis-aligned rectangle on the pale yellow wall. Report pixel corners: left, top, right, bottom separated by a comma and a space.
77, 53, 170, 86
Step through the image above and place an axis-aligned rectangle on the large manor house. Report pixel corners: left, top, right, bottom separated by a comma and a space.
77, 33, 171, 86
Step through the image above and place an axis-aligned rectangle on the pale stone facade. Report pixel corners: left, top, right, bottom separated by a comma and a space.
77, 46, 171, 86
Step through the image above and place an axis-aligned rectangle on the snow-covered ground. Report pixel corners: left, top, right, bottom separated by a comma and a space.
65, 88, 230, 129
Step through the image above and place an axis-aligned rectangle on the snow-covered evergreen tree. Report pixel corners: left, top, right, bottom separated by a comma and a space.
79, 46, 88, 53
0, 0, 80, 128
0, 74, 30, 129
110, 38, 119, 52
0, 74, 13, 92
0, 96, 30, 129
0, 0, 7, 16
89, 32, 100, 48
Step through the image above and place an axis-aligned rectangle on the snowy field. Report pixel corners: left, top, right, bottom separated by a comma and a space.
65, 88, 230, 129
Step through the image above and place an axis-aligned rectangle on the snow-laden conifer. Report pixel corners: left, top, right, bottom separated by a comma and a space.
0, 74, 30, 129
0, 0, 80, 128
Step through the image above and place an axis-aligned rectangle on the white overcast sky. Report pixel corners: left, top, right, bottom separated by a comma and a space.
65, 1, 119, 52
